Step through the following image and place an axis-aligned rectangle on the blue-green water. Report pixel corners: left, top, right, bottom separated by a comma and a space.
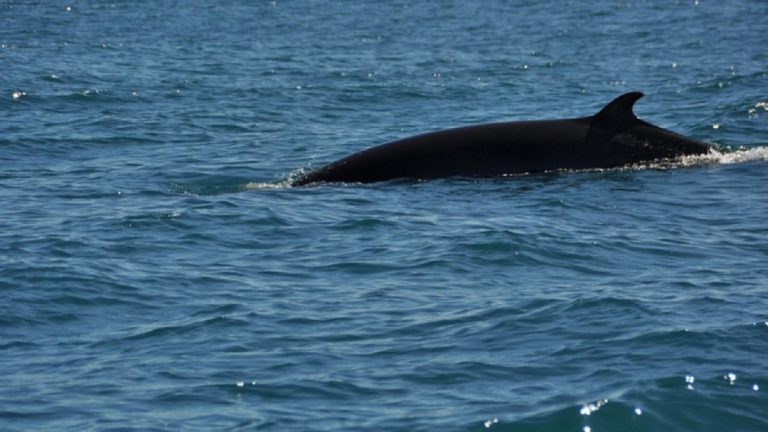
2, 1, 768, 431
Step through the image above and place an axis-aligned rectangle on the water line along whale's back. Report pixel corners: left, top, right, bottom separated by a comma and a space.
292, 92, 711, 185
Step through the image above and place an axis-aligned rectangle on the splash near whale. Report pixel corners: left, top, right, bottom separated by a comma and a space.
292, 92, 711, 185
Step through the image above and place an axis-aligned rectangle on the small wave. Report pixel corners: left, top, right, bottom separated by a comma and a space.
244, 166, 314, 190
557, 146, 768, 175
680, 146, 768, 166
472, 372, 768, 432
243, 180, 292, 190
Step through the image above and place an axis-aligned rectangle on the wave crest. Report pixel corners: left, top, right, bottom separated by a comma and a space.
680, 146, 768, 166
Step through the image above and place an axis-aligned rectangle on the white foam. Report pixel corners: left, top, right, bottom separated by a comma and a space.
621, 146, 768, 172
680, 147, 768, 166
685, 374, 695, 390
243, 181, 292, 190
244, 166, 314, 190
579, 399, 608, 416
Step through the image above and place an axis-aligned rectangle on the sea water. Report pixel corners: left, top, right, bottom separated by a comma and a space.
1, 1, 767, 431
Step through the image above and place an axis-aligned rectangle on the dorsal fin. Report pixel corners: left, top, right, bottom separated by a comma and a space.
594, 92, 643, 122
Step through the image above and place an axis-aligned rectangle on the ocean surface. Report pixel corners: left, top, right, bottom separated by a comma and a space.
2, 1, 768, 431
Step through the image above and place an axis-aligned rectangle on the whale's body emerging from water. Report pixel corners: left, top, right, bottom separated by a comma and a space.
292, 92, 711, 185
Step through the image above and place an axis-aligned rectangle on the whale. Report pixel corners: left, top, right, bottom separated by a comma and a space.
291, 92, 711, 185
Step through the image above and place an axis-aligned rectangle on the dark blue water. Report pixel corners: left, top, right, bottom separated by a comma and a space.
2, 1, 768, 431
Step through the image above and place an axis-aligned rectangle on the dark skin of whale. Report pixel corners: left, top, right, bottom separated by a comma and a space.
292, 92, 711, 185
